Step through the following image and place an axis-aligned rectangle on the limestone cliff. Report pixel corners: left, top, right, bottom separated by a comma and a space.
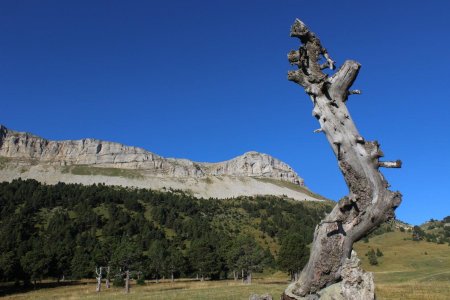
0, 125, 305, 187
0, 125, 328, 200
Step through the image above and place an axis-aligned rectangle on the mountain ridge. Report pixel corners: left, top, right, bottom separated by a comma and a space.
0, 125, 327, 201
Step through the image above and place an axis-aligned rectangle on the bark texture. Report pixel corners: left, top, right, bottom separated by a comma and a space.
282, 19, 402, 299
95, 267, 102, 293
125, 270, 130, 293
105, 266, 111, 289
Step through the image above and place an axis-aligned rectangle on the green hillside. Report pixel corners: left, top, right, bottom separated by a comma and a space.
354, 228, 450, 299
2, 228, 450, 300
1, 179, 449, 299
418, 217, 450, 244
0, 178, 332, 291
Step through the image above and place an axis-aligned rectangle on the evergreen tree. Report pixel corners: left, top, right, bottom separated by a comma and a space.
20, 239, 51, 286
277, 233, 309, 281
71, 247, 95, 279
110, 236, 142, 274
412, 226, 425, 241
166, 246, 185, 281
147, 240, 166, 282
376, 248, 383, 257
367, 249, 378, 266
0, 251, 16, 281
227, 235, 267, 283
188, 237, 220, 281
45, 209, 74, 281
0, 179, 331, 283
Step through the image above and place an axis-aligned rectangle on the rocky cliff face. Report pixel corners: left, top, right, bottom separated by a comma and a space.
0, 125, 303, 186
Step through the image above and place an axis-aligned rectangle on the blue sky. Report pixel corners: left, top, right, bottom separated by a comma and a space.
1, 1, 449, 225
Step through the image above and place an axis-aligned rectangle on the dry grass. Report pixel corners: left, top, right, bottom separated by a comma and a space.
254, 178, 329, 201
1, 278, 287, 300
3, 231, 450, 299
61, 165, 143, 179
376, 281, 450, 300
5, 279, 449, 300
354, 230, 450, 283
0, 156, 11, 169
354, 230, 450, 299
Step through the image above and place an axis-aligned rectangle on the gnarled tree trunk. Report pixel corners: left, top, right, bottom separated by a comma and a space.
282, 19, 402, 299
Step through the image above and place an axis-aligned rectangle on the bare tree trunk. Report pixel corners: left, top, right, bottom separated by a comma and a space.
233, 270, 237, 281
248, 271, 252, 285
241, 269, 244, 284
294, 271, 298, 282
171, 272, 174, 282
95, 267, 102, 293
282, 19, 402, 299
105, 267, 110, 288
125, 270, 130, 294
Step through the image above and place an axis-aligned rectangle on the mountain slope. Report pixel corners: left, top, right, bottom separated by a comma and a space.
354, 227, 450, 300
0, 125, 325, 201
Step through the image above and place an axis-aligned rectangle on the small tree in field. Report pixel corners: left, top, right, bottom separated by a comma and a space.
367, 249, 378, 266
412, 226, 425, 241
376, 248, 383, 257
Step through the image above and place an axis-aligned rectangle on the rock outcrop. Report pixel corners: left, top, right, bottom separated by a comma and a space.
283, 251, 374, 300
0, 125, 324, 201
316, 251, 375, 300
0, 125, 303, 185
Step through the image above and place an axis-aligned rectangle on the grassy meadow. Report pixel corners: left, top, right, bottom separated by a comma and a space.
355, 230, 450, 299
61, 165, 143, 179
2, 230, 449, 299
0, 278, 286, 300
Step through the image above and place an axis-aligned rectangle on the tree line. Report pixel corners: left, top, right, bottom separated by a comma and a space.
0, 179, 332, 286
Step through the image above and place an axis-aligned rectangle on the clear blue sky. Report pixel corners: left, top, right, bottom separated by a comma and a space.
1, 1, 449, 225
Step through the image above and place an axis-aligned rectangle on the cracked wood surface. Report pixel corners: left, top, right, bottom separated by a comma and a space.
282, 19, 402, 299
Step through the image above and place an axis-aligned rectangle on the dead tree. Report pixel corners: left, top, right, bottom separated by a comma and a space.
105, 266, 111, 289
282, 19, 402, 299
135, 271, 142, 280
95, 266, 102, 293
96, 266, 111, 291
125, 270, 130, 294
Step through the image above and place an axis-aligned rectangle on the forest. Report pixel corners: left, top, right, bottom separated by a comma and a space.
0, 179, 332, 286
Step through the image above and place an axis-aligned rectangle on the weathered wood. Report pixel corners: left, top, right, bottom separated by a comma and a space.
105, 266, 110, 288
125, 270, 130, 293
282, 19, 402, 299
95, 266, 102, 293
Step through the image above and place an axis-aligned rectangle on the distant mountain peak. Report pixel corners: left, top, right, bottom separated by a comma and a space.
0, 125, 321, 201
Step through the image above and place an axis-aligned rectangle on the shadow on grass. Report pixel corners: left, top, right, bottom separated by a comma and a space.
261, 280, 289, 285
0, 280, 84, 297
